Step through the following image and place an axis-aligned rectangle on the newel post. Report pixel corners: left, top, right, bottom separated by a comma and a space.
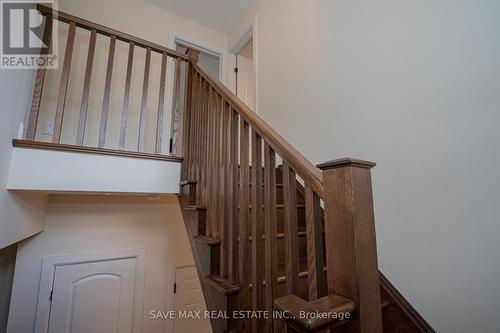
181, 48, 200, 181
186, 48, 200, 63
317, 158, 383, 333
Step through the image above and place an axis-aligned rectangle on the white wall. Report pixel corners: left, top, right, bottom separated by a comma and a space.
0, 244, 17, 333
0, 67, 48, 249
0, 0, 229, 247
7, 148, 181, 194
7, 194, 193, 333
58, 0, 227, 51
230, 1, 500, 332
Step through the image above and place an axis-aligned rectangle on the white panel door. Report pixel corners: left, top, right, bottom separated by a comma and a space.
47, 258, 137, 333
173, 266, 211, 333
236, 55, 254, 110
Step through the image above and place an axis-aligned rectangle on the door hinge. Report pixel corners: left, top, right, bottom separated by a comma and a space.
49, 290, 53, 302
173, 282, 177, 294
234, 67, 238, 73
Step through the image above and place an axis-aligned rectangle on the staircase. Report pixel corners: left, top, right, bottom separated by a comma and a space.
178, 51, 435, 333
21, 6, 434, 332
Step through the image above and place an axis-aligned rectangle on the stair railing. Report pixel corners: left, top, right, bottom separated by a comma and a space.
21, 5, 188, 158
184, 49, 384, 332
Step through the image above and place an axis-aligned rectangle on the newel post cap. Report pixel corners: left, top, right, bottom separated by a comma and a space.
186, 48, 200, 63
317, 157, 376, 170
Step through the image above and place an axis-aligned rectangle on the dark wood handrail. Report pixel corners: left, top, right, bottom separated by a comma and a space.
12, 139, 183, 162
191, 62, 324, 197
37, 4, 188, 61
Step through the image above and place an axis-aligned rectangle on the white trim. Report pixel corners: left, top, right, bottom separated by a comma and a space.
229, 26, 253, 55
228, 13, 259, 114
163, 258, 195, 333
34, 248, 146, 333
253, 13, 259, 114
169, 32, 227, 85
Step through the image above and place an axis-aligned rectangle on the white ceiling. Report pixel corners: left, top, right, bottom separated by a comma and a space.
146, 0, 252, 34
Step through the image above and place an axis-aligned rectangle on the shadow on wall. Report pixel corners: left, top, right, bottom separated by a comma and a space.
0, 243, 17, 333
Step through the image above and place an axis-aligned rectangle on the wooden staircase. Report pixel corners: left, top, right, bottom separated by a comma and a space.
20, 6, 434, 330
178, 51, 435, 332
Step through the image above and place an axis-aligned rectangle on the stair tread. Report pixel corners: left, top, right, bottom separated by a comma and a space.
205, 276, 240, 295
274, 294, 355, 331
240, 183, 283, 187
238, 204, 305, 209
179, 179, 197, 186
208, 230, 309, 243
184, 205, 206, 211
193, 235, 220, 246
246, 230, 307, 242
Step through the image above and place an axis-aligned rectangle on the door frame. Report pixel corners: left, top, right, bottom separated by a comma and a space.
228, 13, 258, 113
169, 32, 227, 85
34, 248, 146, 333
163, 258, 205, 333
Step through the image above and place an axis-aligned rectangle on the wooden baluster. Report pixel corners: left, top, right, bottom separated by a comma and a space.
187, 67, 197, 181
239, 119, 250, 331
212, 94, 221, 239
180, 61, 188, 157
206, 87, 216, 235
27, 15, 52, 141
137, 47, 151, 152
199, 79, 209, 206
99, 35, 116, 148
155, 52, 167, 155
194, 76, 201, 201
76, 29, 97, 146
228, 108, 239, 285
190, 72, 200, 183
53, 21, 76, 143
170, 58, 182, 155
251, 130, 263, 333
179, 62, 188, 158
187, 48, 200, 180
282, 162, 299, 294
193, 72, 203, 183
197, 75, 204, 187
263, 144, 278, 332
318, 158, 383, 333
305, 186, 327, 300
183, 48, 199, 180
220, 101, 230, 278
119, 42, 134, 150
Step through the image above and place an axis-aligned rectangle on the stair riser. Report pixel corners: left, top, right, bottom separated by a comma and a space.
197, 209, 207, 236
181, 182, 197, 206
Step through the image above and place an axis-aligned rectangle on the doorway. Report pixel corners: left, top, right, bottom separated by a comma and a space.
235, 38, 254, 110
34, 249, 145, 333
175, 42, 222, 82
172, 265, 211, 333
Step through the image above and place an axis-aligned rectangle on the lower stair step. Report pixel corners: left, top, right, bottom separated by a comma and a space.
194, 235, 220, 246
274, 294, 355, 331
184, 205, 206, 211
179, 179, 197, 186
206, 276, 240, 295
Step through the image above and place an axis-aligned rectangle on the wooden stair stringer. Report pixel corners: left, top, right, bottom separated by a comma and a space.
177, 193, 231, 333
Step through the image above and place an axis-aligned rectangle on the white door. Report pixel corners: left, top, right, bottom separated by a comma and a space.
47, 258, 137, 333
236, 54, 254, 110
173, 265, 211, 333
